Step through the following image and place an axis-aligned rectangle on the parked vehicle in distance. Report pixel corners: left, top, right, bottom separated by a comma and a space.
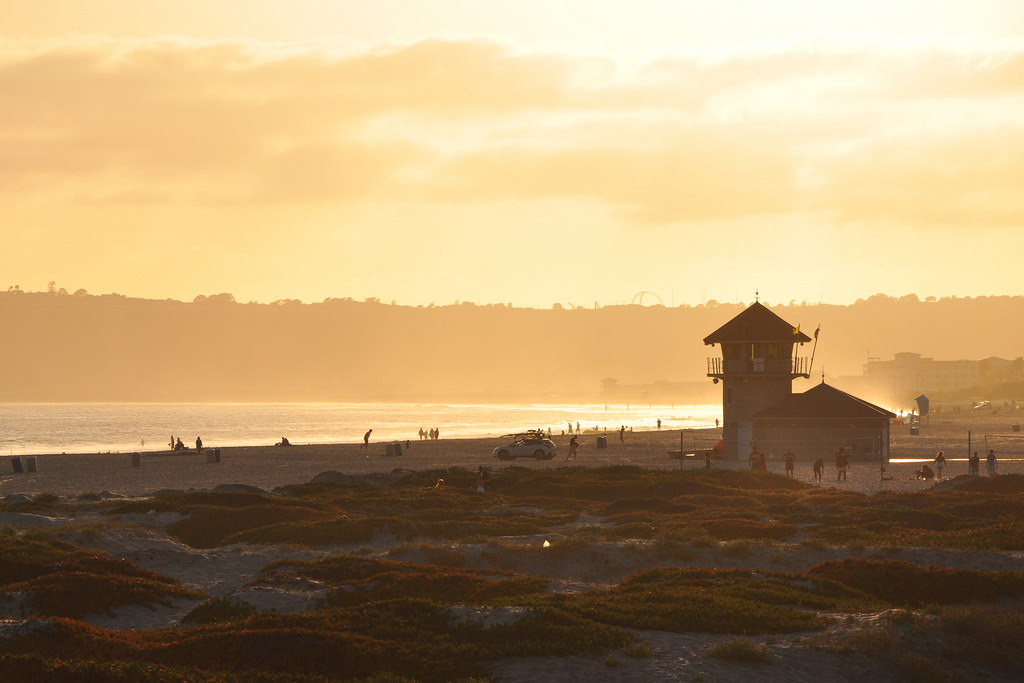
492, 431, 557, 460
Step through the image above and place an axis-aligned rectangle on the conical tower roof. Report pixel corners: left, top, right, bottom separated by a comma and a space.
703, 301, 811, 345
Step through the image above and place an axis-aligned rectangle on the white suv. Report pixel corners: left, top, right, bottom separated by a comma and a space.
492, 432, 557, 460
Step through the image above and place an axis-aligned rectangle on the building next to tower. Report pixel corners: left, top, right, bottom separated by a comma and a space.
704, 301, 894, 462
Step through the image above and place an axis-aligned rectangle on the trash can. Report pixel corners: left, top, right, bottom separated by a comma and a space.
131, 452, 141, 467
214, 448, 221, 463
1014, 424, 1021, 433
385, 442, 403, 457
10, 457, 23, 473
206, 450, 218, 463
24, 456, 37, 472
596, 436, 608, 449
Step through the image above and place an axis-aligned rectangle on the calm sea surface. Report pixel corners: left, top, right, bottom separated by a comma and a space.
0, 403, 721, 456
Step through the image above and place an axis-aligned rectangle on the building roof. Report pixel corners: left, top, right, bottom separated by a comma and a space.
703, 301, 812, 345
754, 382, 897, 420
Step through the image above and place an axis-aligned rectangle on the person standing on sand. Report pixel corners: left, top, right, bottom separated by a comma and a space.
934, 450, 946, 480
475, 466, 489, 492
813, 457, 824, 482
987, 449, 997, 475
784, 449, 795, 478
969, 451, 980, 476
363, 429, 372, 450
619, 426, 625, 442
195, 436, 203, 453
835, 447, 849, 481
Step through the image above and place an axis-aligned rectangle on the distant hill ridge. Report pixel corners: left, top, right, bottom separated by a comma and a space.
1, 290, 1021, 403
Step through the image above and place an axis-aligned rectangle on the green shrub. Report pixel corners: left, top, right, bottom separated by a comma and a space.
706, 638, 773, 663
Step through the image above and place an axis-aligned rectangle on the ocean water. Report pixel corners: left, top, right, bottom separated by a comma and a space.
0, 402, 721, 456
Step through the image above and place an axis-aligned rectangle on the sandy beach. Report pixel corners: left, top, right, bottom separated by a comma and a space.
2, 408, 1024, 682
2, 408, 1022, 499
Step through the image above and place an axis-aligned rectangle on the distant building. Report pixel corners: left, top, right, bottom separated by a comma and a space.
705, 301, 893, 461
863, 352, 1024, 399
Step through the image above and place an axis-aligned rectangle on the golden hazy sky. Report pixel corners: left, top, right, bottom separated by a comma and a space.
2, 1, 1023, 307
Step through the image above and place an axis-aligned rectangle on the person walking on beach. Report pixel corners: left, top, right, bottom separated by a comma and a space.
934, 450, 946, 480
987, 449, 997, 476
619, 425, 625, 443
567, 435, 579, 460
363, 429, 372, 450
813, 457, 824, 482
835, 447, 848, 481
195, 436, 203, 453
784, 449, 795, 478
969, 451, 980, 476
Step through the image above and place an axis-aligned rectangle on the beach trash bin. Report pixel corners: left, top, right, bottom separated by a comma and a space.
1014, 424, 1020, 433
596, 436, 608, 449
392, 442, 403, 457
24, 456, 36, 473
909, 426, 919, 436
131, 452, 141, 467
10, 457, 23, 473
214, 448, 221, 463
205, 450, 217, 463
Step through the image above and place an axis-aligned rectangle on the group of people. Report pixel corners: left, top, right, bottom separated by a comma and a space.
917, 448, 998, 480
417, 427, 441, 441
169, 435, 202, 452
747, 446, 849, 482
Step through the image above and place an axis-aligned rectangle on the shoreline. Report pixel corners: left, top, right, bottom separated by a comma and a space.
3, 412, 1024, 498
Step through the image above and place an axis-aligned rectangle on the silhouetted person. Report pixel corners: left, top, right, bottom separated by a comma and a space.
476, 466, 490, 492
705, 452, 712, 469
619, 426, 625, 442
195, 436, 203, 452
657, 418, 661, 430
277, 437, 291, 446
813, 457, 824, 482
835, 447, 849, 481
969, 451, 980, 476
934, 450, 946, 480
175, 437, 184, 451
987, 449, 997, 475
784, 449, 795, 478
567, 435, 579, 460
576, 421, 580, 434
363, 429, 372, 449
567, 422, 573, 435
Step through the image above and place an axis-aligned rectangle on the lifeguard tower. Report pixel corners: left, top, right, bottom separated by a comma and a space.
703, 301, 811, 458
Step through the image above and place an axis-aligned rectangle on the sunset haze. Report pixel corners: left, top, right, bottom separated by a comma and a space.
2, 1, 1023, 308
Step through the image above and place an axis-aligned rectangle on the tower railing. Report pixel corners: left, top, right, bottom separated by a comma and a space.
707, 356, 810, 377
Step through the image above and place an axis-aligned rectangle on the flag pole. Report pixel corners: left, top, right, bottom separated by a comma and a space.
807, 324, 821, 377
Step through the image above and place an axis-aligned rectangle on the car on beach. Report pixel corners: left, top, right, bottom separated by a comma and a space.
492, 431, 557, 460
